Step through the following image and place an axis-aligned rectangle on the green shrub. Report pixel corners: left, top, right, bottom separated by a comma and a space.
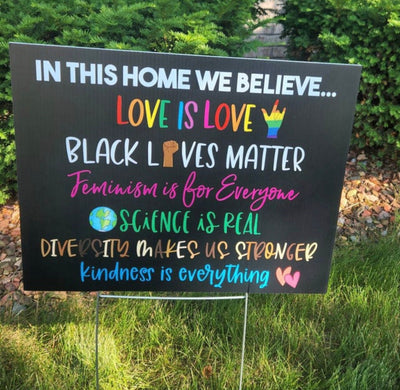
0, 111, 15, 204
279, 0, 400, 159
0, 0, 266, 204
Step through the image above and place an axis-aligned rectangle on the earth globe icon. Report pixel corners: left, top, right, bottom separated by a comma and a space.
89, 206, 117, 232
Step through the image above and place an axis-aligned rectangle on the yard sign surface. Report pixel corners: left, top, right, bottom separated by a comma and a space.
10, 43, 361, 293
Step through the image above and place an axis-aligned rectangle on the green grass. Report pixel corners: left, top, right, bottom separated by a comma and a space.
1, 233, 399, 389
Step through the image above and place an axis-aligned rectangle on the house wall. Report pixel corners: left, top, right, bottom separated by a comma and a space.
245, 0, 287, 60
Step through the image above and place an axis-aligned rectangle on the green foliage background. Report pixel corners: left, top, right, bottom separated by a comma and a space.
279, 0, 400, 158
0, 0, 266, 204
2, 0, 399, 204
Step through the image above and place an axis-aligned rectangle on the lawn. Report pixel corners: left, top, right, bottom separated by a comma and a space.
1, 232, 399, 389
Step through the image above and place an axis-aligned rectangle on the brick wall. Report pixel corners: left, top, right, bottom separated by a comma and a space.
245, 0, 286, 60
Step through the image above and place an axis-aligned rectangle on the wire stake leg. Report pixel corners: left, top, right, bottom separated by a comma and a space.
239, 292, 249, 390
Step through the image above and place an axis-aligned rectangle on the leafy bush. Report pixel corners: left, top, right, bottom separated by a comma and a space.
0, 0, 266, 204
0, 111, 15, 204
279, 0, 400, 158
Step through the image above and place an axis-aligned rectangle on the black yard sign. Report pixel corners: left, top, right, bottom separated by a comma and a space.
10, 43, 361, 293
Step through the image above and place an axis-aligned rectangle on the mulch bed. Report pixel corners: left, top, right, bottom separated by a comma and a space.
338, 150, 399, 242
1, 149, 399, 312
